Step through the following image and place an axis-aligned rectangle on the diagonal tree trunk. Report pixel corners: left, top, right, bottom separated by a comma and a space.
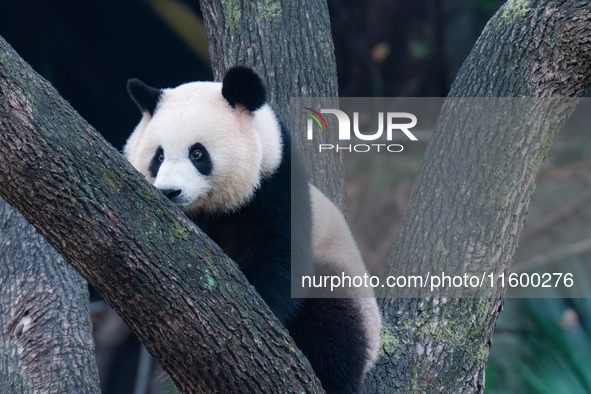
0, 198, 100, 393
365, 1, 591, 392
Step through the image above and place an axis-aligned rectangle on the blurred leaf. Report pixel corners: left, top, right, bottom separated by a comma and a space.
371, 42, 391, 64
486, 297, 591, 393
148, 0, 210, 64
408, 39, 429, 59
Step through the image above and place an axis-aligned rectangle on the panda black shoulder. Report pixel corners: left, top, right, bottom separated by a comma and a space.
188, 119, 313, 324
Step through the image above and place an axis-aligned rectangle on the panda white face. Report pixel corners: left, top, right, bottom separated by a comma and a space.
125, 70, 283, 214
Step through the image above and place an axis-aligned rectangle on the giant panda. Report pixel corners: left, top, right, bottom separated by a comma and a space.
124, 66, 381, 393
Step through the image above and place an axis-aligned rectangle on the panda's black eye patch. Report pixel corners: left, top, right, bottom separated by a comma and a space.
189, 143, 212, 176
149, 146, 164, 178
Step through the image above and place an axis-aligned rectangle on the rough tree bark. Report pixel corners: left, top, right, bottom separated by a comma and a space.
198, 0, 348, 211
0, 198, 100, 393
3, 1, 587, 393
0, 36, 323, 393
366, 1, 591, 392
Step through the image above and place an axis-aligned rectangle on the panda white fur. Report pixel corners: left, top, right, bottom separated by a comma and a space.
124, 67, 381, 393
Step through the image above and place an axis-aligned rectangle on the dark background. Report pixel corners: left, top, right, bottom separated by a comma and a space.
0, 0, 500, 148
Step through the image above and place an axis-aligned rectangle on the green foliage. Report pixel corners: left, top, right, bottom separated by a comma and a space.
486, 297, 591, 393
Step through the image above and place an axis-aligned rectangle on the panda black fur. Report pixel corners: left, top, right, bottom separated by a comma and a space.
125, 67, 381, 393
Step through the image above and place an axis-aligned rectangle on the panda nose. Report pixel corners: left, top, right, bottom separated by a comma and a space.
160, 189, 182, 200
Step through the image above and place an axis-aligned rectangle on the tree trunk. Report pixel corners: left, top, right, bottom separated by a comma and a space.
0, 198, 100, 393
198, 0, 348, 211
365, 1, 591, 392
0, 36, 323, 393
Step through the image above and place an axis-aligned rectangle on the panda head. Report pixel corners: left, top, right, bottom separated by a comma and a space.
124, 67, 283, 214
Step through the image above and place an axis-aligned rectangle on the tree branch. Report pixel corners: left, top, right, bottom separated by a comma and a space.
0, 198, 100, 392
366, 1, 591, 392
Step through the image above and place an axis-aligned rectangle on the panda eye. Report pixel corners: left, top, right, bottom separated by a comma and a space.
190, 149, 203, 160
149, 146, 165, 178
188, 143, 211, 176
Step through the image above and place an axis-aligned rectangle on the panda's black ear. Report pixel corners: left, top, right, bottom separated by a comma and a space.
221, 67, 267, 112
127, 78, 162, 115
